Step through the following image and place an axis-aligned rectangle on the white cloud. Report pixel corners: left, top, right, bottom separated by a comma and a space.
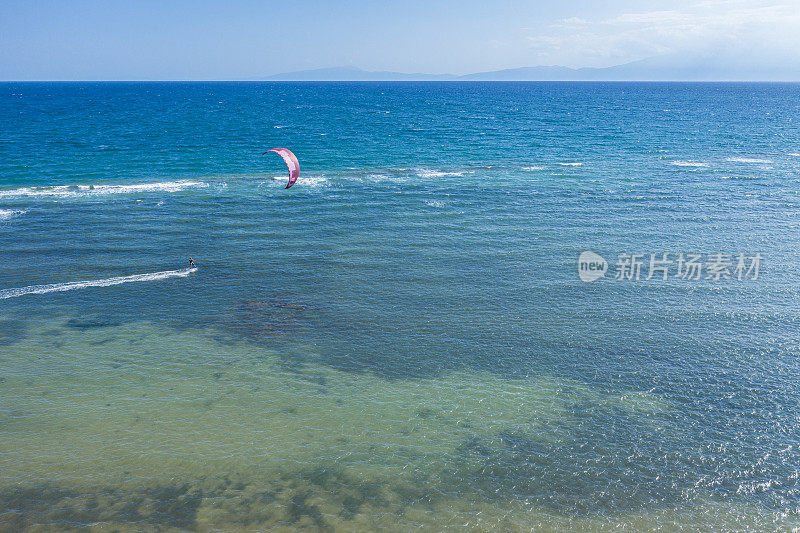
523, 1, 800, 67
559, 17, 590, 25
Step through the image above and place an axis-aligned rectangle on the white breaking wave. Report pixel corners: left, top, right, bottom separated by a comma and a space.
789, 153, 800, 157
361, 174, 414, 184
257, 170, 330, 186
726, 157, 773, 164
425, 200, 446, 208
0, 268, 196, 300
301, 176, 330, 187
557, 162, 583, 167
415, 170, 474, 178
521, 166, 544, 171
671, 161, 709, 167
264, 175, 329, 187
0, 180, 208, 199
0, 209, 26, 220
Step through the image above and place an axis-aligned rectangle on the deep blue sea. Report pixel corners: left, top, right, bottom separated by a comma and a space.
1, 82, 800, 531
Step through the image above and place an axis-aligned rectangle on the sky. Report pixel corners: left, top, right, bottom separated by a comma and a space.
1, 0, 799, 80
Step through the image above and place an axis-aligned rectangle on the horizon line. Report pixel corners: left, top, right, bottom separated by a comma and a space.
4, 79, 800, 83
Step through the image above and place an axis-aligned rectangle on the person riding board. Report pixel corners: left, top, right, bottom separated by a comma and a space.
189, 257, 197, 269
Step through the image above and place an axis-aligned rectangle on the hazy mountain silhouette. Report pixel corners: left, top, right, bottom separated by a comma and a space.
264, 55, 800, 81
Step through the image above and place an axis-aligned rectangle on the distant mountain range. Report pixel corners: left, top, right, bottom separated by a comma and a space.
263, 56, 800, 82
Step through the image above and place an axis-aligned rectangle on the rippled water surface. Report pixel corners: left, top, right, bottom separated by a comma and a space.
1, 82, 800, 531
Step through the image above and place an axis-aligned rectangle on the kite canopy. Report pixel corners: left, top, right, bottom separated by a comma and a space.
263, 148, 299, 189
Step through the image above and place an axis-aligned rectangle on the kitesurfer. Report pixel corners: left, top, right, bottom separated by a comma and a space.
189, 257, 197, 269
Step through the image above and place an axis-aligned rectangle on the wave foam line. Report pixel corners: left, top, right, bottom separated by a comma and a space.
0, 268, 196, 300
726, 157, 773, 164
0, 180, 208, 199
415, 169, 474, 178
0, 209, 26, 221
671, 161, 708, 167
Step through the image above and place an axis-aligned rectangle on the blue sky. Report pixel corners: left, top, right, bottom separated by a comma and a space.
1, 0, 798, 80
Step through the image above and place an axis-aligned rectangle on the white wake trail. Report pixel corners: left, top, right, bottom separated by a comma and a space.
0, 268, 197, 300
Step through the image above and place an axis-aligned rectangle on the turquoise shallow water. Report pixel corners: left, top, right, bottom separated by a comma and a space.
1, 82, 800, 530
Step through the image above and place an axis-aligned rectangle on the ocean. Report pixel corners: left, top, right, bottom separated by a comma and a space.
1, 82, 800, 531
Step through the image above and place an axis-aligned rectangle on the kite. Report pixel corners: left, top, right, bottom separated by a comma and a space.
264, 148, 299, 189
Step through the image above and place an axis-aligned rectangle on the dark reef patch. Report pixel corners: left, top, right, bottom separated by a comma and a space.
0, 320, 26, 347
89, 336, 117, 346
225, 297, 323, 340
0, 468, 434, 532
415, 407, 436, 419
65, 317, 122, 330
287, 491, 327, 529
0, 439, 791, 532
0, 482, 203, 532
